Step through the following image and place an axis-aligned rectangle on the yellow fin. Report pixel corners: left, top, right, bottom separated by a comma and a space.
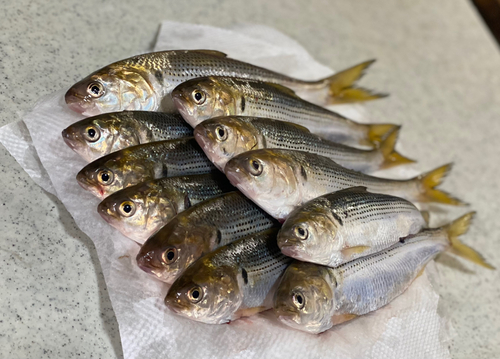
420, 210, 430, 226
414, 164, 465, 206
325, 60, 388, 104
335, 186, 368, 194
378, 127, 416, 169
365, 123, 399, 147
341, 245, 371, 260
192, 50, 228, 57
331, 313, 357, 326
445, 212, 494, 269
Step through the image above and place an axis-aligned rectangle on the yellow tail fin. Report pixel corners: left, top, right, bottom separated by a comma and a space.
415, 164, 465, 205
325, 60, 388, 104
445, 212, 494, 269
378, 127, 415, 169
365, 123, 399, 147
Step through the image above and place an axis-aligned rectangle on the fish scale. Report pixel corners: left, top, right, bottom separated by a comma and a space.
278, 187, 426, 267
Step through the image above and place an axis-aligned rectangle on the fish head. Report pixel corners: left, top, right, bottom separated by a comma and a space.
278, 200, 341, 264
62, 112, 143, 162
274, 261, 336, 334
194, 116, 263, 171
164, 260, 241, 324
65, 65, 157, 116
172, 77, 238, 127
97, 182, 179, 243
136, 218, 218, 284
224, 149, 303, 220
76, 150, 153, 199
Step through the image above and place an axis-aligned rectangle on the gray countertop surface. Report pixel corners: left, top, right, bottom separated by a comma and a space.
1, 0, 499, 358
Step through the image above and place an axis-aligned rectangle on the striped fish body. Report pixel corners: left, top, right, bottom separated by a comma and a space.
164, 228, 292, 324
76, 137, 217, 199
173, 77, 395, 147
278, 187, 427, 266
62, 111, 193, 162
136, 191, 279, 283
98, 173, 235, 243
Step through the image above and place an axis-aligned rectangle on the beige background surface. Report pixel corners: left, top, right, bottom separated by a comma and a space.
1, 1, 499, 358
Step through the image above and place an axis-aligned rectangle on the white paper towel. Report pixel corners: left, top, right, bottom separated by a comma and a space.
0, 21, 451, 359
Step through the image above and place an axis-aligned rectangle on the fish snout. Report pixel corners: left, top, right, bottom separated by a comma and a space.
136, 250, 160, 275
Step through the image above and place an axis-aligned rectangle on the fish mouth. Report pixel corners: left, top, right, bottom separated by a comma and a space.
65, 89, 87, 114
61, 128, 77, 150
76, 172, 105, 199
97, 202, 114, 224
278, 243, 301, 258
172, 93, 195, 126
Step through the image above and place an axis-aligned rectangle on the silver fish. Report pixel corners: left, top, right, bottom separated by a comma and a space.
97, 173, 234, 243
224, 149, 463, 221
274, 212, 493, 334
278, 187, 427, 267
164, 228, 291, 324
62, 111, 193, 162
76, 137, 216, 199
136, 191, 279, 284
172, 77, 395, 147
194, 116, 413, 172
65, 49, 383, 116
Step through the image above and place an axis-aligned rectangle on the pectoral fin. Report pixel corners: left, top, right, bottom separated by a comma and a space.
233, 306, 267, 320
341, 245, 371, 260
331, 313, 357, 326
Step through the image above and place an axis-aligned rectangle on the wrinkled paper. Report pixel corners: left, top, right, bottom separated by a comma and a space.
0, 22, 451, 359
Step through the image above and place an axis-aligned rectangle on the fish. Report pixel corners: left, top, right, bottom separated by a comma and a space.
97, 173, 234, 243
194, 116, 413, 172
164, 228, 292, 324
172, 77, 396, 148
274, 212, 493, 334
136, 191, 279, 284
76, 137, 216, 199
224, 149, 464, 221
65, 49, 384, 116
277, 187, 428, 267
62, 111, 193, 162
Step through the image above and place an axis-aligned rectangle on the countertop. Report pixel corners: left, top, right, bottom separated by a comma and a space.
1, 1, 499, 358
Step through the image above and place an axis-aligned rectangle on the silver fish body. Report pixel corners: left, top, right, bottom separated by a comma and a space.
97, 173, 234, 243
136, 191, 279, 284
278, 187, 427, 266
274, 212, 491, 334
224, 149, 461, 221
172, 77, 395, 147
62, 111, 193, 162
65, 50, 381, 116
76, 137, 216, 199
194, 116, 412, 172
164, 228, 292, 324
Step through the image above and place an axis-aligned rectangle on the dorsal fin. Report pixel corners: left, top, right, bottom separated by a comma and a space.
193, 50, 228, 58
265, 83, 301, 98
335, 186, 368, 194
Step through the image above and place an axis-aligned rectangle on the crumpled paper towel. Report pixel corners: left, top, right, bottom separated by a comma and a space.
0, 21, 451, 359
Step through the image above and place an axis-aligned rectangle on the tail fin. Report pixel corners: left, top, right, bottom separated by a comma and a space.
378, 128, 415, 169
445, 212, 494, 269
365, 123, 399, 147
325, 60, 388, 104
415, 164, 465, 205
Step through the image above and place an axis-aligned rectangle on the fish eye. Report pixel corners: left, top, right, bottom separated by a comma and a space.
248, 159, 263, 176
192, 89, 206, 105
87, 82, 104, 98
187, 286, 203, 303
292, 291, 305, 310
293, 225, 309, 240
162, 247, 178, 264
97, 170, 114, 185
215, 126, 228, 141
83, 125, 100, 142
119, 201, 136, 217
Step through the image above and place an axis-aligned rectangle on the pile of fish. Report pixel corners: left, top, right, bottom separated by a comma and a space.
62, 49, 493, 334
